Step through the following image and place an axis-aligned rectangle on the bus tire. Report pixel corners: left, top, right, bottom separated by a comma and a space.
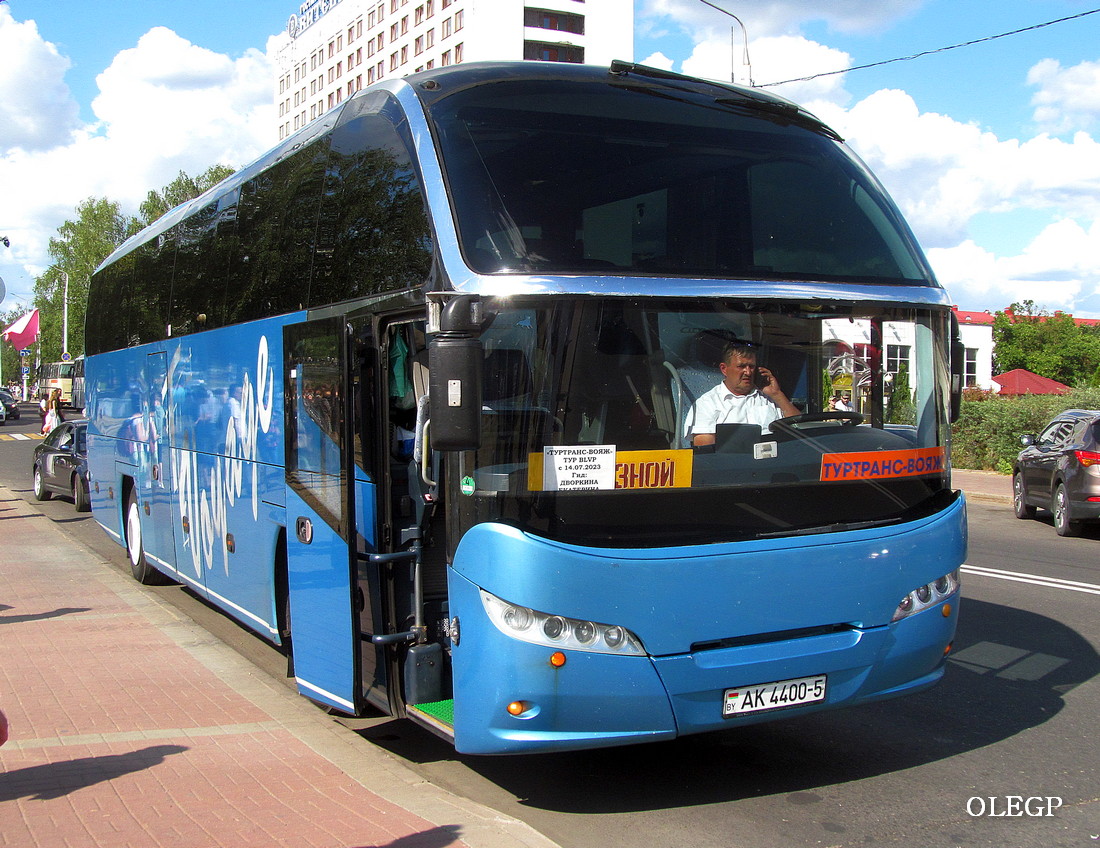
125, 491, 168, 584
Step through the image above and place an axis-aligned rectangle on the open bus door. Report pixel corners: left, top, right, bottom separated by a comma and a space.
283, 313, 438, 719
283, 316, 364, 713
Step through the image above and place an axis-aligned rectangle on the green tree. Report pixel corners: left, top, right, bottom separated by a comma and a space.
992, 300, 1100, 386
28, 165, 237, 375
137, 165, 235, 228
33, 197, 131, 367
886, 363, 915, 425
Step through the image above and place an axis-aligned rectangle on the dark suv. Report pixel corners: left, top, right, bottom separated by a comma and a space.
1014, 408, 1100, 536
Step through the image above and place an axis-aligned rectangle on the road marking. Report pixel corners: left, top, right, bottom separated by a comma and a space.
962, 564, 1100, 596
0, 432, 44, 441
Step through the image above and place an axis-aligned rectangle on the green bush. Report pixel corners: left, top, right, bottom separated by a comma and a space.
950, 389, 1100, 472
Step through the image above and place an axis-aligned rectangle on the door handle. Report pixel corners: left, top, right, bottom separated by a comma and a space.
295, 516, 313, 544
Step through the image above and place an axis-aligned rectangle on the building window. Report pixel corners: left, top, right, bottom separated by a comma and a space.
886, 344, 911, 375
454, 9, 463, 29
442, 49, 451, 65
454, 42, 463, 62
524, 8, 585, 34
965, 348, 978, 387
414, 35, 424, 55
523, 41, 584, 63
442, 17, 451, 37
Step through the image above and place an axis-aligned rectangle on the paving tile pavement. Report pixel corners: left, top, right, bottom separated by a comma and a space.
0, 489, 559, 848
951, 468, 1012, 504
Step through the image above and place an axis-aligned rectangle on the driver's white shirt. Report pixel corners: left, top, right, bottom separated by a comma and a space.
687, 384, 783, 439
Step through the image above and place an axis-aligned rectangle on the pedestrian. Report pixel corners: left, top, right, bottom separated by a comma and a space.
42, 388, 64, 434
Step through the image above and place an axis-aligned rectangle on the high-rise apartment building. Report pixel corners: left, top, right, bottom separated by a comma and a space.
272, 0, 634, 140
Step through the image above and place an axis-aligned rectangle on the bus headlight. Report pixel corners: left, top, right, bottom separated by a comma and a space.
480, 590, 646, 655
892, 570, 961, 622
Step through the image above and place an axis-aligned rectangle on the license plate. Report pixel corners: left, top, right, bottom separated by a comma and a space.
723, 674, 827, 717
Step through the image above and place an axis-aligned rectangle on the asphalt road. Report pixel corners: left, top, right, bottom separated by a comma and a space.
3, 407, 1097, 847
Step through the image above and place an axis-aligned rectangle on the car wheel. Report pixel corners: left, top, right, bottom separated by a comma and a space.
1052, 482, 1081, 537
73, 475, 90, 512
33, 465, 52, 501
125, 491, 169, 584
1013, 473, 1036, 519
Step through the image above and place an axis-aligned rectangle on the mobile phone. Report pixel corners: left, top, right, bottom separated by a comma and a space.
754, 367, 770, 389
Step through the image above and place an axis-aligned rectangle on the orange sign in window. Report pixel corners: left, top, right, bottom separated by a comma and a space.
820, 446, 945, 481
528, 448, 694, 491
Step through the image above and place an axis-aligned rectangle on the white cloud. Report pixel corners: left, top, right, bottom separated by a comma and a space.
1028, 58, 1100, 134
0, 6, 80, 152
928, 219, 1100, 313
637, 51, 675, 71
637, 0, 927, 41
0, 24, 275, 306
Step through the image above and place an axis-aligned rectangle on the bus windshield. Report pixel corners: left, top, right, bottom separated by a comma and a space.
456, 297, 952, 547
427, 78, 934, 284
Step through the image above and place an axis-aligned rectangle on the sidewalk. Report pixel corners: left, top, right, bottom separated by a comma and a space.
0, 488, 559, 848
951, 468, 1013, 505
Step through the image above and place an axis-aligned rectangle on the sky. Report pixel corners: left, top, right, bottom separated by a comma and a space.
2, 0, 1100, 319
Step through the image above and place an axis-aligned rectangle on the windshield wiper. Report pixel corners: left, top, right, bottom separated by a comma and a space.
756, 517, 902, 538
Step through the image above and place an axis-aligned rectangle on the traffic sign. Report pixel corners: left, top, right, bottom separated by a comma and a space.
21, 366, 30, 376
61, 351, 72, 362
19, 348, 29, 357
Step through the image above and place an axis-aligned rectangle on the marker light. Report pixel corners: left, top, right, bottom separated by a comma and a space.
549, 652, 567, 668
480, 590, 646, 655
892, 570, 961, 622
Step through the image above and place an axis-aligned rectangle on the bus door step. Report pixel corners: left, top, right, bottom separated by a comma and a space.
405, 700, 455, 742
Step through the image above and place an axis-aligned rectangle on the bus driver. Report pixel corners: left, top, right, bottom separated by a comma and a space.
687, 343, 799, 446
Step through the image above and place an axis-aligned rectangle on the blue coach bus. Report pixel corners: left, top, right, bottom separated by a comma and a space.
85, 61, 965, 755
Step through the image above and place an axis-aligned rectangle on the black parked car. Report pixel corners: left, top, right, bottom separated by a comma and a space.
32, 419, 90, 511
1013, 408, 1100, 536
0, 388, 19, 420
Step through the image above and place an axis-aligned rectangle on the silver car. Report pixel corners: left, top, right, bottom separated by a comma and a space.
1014, 408, 1100, 536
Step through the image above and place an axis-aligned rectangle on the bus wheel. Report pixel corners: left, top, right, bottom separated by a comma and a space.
125, 492, 167, 584
73, 475, 90, 512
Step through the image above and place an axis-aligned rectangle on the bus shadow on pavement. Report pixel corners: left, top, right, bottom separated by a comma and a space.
360, 597, 1096, 814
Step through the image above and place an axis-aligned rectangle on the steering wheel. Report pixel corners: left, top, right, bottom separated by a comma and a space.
769, 412, 864, 435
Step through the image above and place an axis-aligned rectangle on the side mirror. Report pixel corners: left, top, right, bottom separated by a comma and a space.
1019, 434, 1035, 447
949, 313, 965, 423
428, 296, 484, 451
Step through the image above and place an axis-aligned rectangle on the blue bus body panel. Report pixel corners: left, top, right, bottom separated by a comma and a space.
87, 317, 295, 640
448, 495, 965, 754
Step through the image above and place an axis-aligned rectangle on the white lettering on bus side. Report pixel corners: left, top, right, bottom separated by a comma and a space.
175, 336, 276, 578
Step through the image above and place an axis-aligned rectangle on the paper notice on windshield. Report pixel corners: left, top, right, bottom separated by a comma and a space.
542, 445, 617, 491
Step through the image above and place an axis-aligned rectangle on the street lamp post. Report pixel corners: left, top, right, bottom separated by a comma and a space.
61, 271, 69, 357
697, 0, 754, 86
